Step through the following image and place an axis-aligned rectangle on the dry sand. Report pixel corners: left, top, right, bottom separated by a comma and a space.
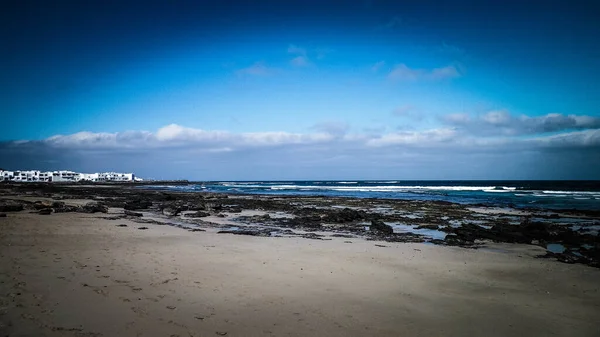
1, 210, 599, 336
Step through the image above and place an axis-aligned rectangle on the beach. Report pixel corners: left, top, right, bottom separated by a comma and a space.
1, 187, 600, 336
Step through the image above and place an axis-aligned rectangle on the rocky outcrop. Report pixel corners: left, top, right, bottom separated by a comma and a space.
162, 207, 181, 217
322, 208, 366, 223
185, 211, 210, 218
80, 202, 108, 213
370, 220, 393, 235
124, 200, 153, 210
38, 208, 53, 215
124, 210, 143, 217
0, 201, 24, 212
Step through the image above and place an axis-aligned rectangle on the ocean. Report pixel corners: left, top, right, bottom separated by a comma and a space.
144, 180, 600, 211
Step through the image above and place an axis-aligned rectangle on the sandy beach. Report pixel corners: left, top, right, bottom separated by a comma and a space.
2, 202, 600, 337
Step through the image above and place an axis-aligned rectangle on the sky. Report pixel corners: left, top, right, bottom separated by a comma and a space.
1, 0, 599, 180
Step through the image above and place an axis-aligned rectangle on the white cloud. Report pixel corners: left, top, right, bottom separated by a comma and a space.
366, 128, 458, 147
4, 118, 600, 179
429, 65, 461, 80
290, 56, 309, 67
237, 62, 273, 76
371, 61, 385, 72
310, 121, 350, 137
388, 64, 461, 81
287, 44, 306, 56
442, 113, 471, 124
443, 111, 600, 136
482, 110, 511, 125
388, 64, 421, 81
43, 124, 334, 151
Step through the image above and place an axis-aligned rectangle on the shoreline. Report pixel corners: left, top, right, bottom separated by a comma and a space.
1, 183, 599, 267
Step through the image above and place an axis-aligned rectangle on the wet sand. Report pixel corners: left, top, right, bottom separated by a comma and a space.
1, 208, 599, 336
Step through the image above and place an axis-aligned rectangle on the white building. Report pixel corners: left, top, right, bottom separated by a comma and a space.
78, 173, 99, 181
0, 170, 14, 181
51, 170, 78, 182
0, 169, 138, 183
97, 172, 134, 182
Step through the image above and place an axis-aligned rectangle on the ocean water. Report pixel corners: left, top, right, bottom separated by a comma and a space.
145, 180, 600, 211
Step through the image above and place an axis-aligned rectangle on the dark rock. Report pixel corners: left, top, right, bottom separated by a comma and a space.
217, 228, 271, 237
415, 224, 440, 230
185, 211, 210, 218
0, 213, 7, 217
370, 220, 394, 235
277, 217, 322, 229
38, 208, 53, 215
32, 201, 56, 210
124, 210, 143, 217
444, 234, 475, 246
323, 208, 366, 223
52, 204, 80, 213
189, 228, 205, 232
124, 200, 152, 210
116, 224, 128, 227
301, 233, 330, 240
137, 227, 149, 230
384, 233, 425, 243
0, 201, 24, 212
162, 207, 181, 217
80, 202, 108, 213
331, 234, 354, 238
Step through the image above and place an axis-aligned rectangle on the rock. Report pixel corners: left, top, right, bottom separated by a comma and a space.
323, 208, 366, 223
124, 200, 152, 210
162, 207, 181, 217
38, 208, 53, 215
124, 210, 143, 217
301, 233, 329, 240
331, 234, 354, 238
52, 204, 80, 213
415, 224, 440, 230
80, 202, 108, 213
190, 203, 206, 211
0, 201, 24, 212
185, 211, 210, 218
217, 228, 271, 237
205, 203, 223, 212
444, 234, 474, 246
370, 220, 393, 235
137, 227, 148, 230
32, 201, 56, 210
0, 213, 7, 217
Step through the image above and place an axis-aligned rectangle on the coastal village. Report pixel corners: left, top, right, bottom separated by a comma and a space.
0, 169, 141, 182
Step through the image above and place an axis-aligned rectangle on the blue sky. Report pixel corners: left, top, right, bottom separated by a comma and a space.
1, 0, 599, 179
